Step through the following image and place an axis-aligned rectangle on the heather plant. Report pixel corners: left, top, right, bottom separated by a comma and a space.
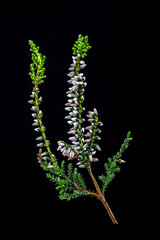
28, 34, 132, 224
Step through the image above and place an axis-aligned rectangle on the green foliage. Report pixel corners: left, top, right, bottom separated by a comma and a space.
28, 40, 46, 85
98, 131, 133, 194
41, 160, 89, 201
72, 34, 91, 58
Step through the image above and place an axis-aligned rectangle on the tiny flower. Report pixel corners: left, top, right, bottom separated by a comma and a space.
67, 80, 73, 84
67, 71, 75, 77
70, 151, 75, 158
120, 159, 126, 163
67, 121, 73, 125
93, 108, 98, 114
30, 92, 35, 98
47, 165, 54, 168
88, 111, 94, 115
89, 155, 92, 161
28, 99, 34, 104
71, 62, 76, 67
65, 107, 72, 111
74, 146, 81, 150
88, 119, 94, 122
58, 141, 65, 146
84, 139, 90, 143
92, 151, 96, 155
80, 60, 85, 64
80, 64, 87, 69
76, 162, 81, 166
32, 113, 37, 118
38, 96, 42, 102
31, 106, 37, 111
73, 122, 78, 126
69, 137, 77, 141
85, 132, 92, 137
96, 136, 101, 140
85, 126, 92, 130
65, 102, 71, 106
34, 127, 40, 132
57, 146, 61, 151
70, 104, 77, 107
79, 165, 85, 168
41, 152, 47, 156
68, 130, 76, 134
37, 143, 44, 147
72, 141, 79, 145
36, 136, 43, 141
95, 145, 101, 151
32, 122, 38, 126
66, 148, 71, 155
92, 158, 99, 162
69, 66, 75, 71
65, 115, 71, 119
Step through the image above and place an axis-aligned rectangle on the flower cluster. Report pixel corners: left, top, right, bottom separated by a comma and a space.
57, 53, 87, 168
84, 108, 103, 162
28, 40, 57, 167
57, 35, 103, 168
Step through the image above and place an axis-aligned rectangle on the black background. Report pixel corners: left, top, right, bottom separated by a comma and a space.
0, 2, 158, 232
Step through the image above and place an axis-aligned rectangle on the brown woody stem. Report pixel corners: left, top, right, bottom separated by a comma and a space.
87, 166, 118, 224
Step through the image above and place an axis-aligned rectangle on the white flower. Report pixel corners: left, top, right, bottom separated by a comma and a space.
57, 141, 65, 146
70, 151, 75, 158
85, 132, 92, 137
69, 137, 77, 141
36, 136, 43, 141
92, 151, 96, 155
47, 165, 54, 168
76, 162, 81, 166
93, 108, 98, 114
89, 155, 92, 161
65, 107, 71, 111
85, 126, 92, 130
28, 99, 34, 104
34, 127, 40, 132
32, 122, 38, 126
79, 165, 85, 168
67, 80, 73, 84
80, 64, 87, 69
32, 113, 36, 118
67, 71, 75, 77
69, 66, 74, 70
99, 122, 103, 126
67, 121, 73, 125
120, 159, 126, 163
80, 60, 85, 64
41, 152, 47, 156
88, 119, 94, 122
31, 106, 37, 111
68, 130, 76, 134
74, 146, 81, 150
37, 143, 43, 147
95, 145, 101, 151
30, 92, 35, 98
65, 115, 71, 119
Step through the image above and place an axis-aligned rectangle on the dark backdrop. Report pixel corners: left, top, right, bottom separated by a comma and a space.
0, 2, 157, 231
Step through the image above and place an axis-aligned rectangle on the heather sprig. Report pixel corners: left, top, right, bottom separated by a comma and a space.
28, 34, 133, 223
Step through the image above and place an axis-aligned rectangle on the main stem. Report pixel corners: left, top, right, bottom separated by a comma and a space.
87, 166, 118, 224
